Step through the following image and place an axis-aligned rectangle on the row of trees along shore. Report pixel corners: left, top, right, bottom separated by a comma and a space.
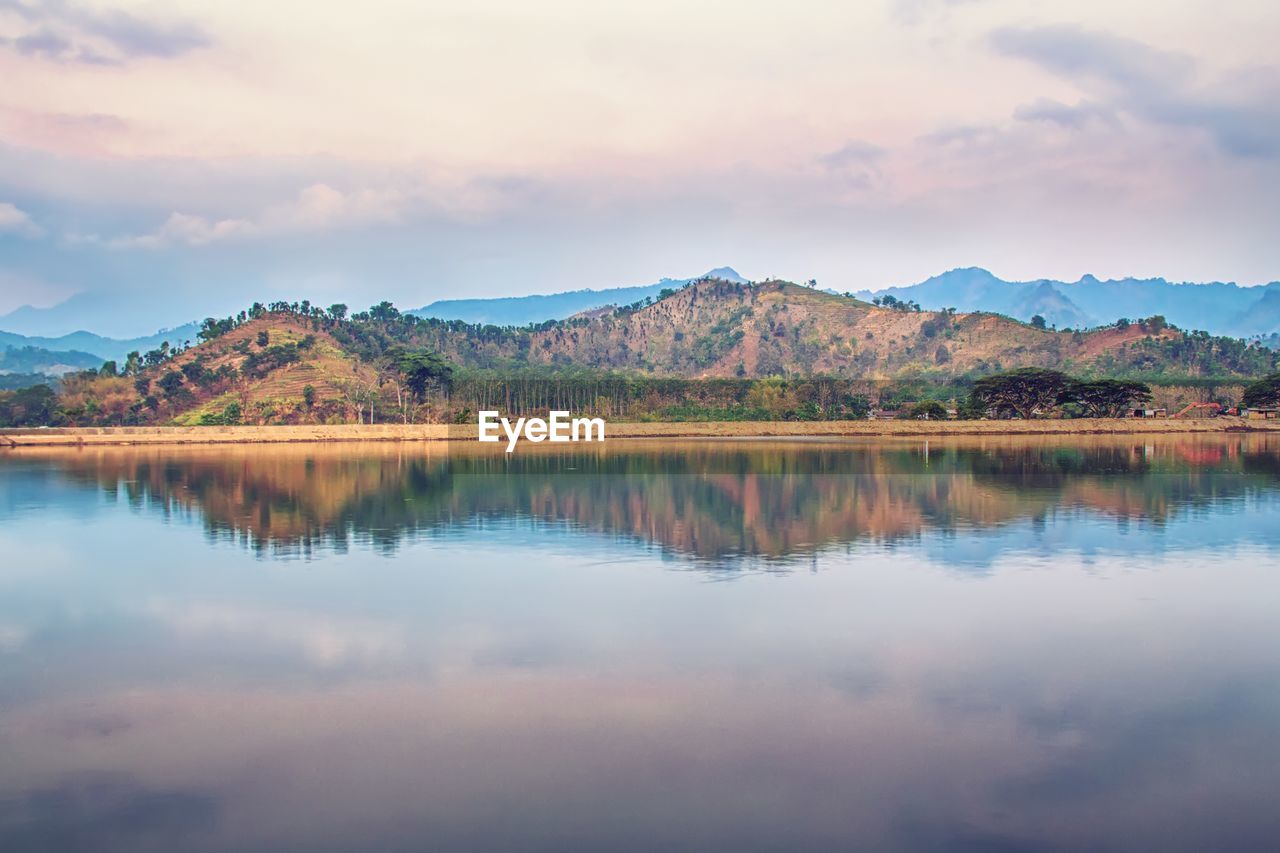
7, 364, 1280, 427
445, 369, 1276, 423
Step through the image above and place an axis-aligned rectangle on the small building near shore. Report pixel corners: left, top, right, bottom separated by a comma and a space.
1130, 407, 1168, 418
1243, 408, 1279, 420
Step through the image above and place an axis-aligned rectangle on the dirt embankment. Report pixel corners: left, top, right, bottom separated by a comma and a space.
0, 424, 449, 447
3, 418, 1278, 447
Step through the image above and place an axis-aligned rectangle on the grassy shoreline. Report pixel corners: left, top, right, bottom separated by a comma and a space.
4, 418, 1279, 447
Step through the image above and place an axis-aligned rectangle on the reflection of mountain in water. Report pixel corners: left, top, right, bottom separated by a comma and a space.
33, 437, 1280, 562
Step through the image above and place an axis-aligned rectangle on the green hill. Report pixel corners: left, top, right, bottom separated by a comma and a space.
394, 278, 1274, 380
8, 278, 1276, 427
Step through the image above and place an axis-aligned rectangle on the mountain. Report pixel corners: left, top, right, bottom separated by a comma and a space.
858, 268, 1280, 337
13, 265, 1275, 353
1230, 287, 1280, 336
405, 278, 1271, 379
411, 267, 748, 326
0, 324, 201, 363
0, 289, 212, 339
0, 373, 56, 391
1009, 282, 1096, 330
50, 316, 378, 427
400, 279, 1273, 379
1, 345, 103, 376
32, 278, 1278, 427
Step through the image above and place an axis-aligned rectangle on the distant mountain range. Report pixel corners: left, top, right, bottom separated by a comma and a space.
400, 278, 1275, 379
854, 267, 1280, 338
2, 266, 1278, 379
0, 324, 200, 365
411, 267, 749, 325
51, 278, 1278, 429
1, 344, 103, 377
414, 265, 1280, 338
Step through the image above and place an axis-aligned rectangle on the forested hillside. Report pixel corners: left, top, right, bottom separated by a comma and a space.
375, 278, 1276, 379
4, 278, 1277, 427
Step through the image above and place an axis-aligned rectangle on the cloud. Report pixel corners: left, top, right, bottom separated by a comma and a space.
892, 0, 984, 26
819, 139, 889, 191
143, 601, 405, 666
991, 25, 1280, 158
916, 124, 1001, 148
1013, 97, 1119, 130
0, 200, 43, 237
107, 184, 407, 249
820, 140, 887, 169
990, 25, 1194, 92
0, 0, 209, 65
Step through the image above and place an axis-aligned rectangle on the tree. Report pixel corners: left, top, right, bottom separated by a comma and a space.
333, 378, 379, 424
969, 368, 1074, 419
1070, 379, 1152, 418
0, 384, 59, 427
836, 392, 870, 420
1030, 315, 1047, 329
908, 400, 948, 420
746, 379, 786, 418
181, 360, 206, 383
257, 330, 270, 347
397, 350, 453, 403
99, 360, 118, 377
955, 396, 986, 420
302, 385, 316, 409
369, 301, 401, 324
157, 371, 185, 396
1242, 372, 1280, 408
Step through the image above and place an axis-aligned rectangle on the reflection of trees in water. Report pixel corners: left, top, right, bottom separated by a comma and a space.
1242, 449, 1280, 480
967, 445, 1151, 489
964, 444, 1259, 524
50, 437, 1280, 561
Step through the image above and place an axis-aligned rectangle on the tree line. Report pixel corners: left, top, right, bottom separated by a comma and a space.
963, 369, 1152, 419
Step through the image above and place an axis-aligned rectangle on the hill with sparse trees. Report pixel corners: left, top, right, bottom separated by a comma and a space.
4, 278, 1277, 427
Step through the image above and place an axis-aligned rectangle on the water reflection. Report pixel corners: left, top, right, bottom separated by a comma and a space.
1, 437, 1279, 852
8, 435, 1280, 564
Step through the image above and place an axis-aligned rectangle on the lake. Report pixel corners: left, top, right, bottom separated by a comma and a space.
1, 436, 1279, 852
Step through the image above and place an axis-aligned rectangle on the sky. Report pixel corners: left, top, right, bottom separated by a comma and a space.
1, 0, 1278, 336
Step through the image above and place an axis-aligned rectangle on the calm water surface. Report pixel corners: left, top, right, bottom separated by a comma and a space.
1, 436, 1279, 852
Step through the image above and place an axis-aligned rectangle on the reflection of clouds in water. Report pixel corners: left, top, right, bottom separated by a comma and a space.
3, 441, 1280, 850
141, 601, 406, 667
0, 623, 28, 652
0, 772, 218, 853
919, 508, 1280, 571
1, 659, 1275, 853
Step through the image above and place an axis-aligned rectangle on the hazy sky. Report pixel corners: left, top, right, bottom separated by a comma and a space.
1, 0, 1278, 335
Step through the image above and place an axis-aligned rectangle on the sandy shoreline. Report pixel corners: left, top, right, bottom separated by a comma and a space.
3, 418, 1279, 447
